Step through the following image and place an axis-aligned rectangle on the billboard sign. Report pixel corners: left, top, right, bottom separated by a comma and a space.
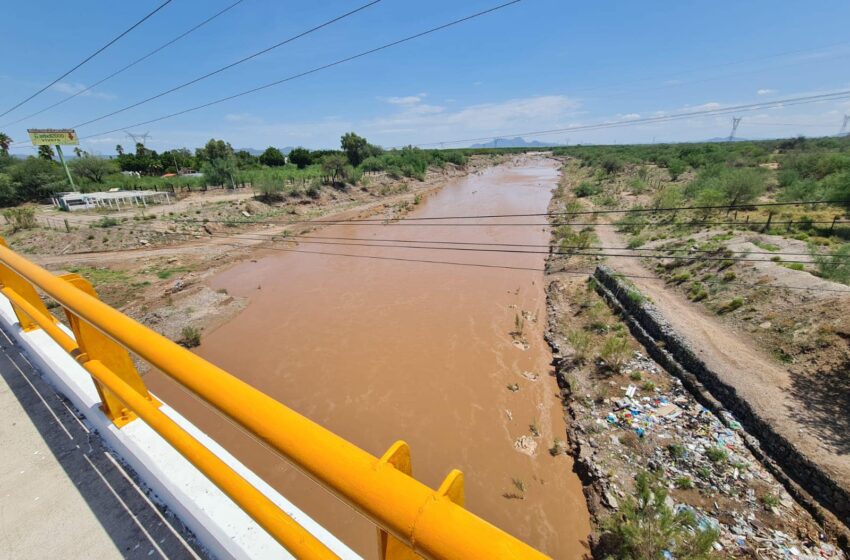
27, 128, 79, 146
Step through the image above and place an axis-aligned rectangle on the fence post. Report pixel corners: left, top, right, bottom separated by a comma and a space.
830, 216, 838, 236
59, 272, 158, 427
786, 218, 793, 232
762, 212, 773, 233
64, 219, 70, 233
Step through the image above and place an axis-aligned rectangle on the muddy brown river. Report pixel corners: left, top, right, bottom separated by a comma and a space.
148, 156, 591, 558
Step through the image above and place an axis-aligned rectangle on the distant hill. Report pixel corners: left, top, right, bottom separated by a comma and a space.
469, 137, 560, 149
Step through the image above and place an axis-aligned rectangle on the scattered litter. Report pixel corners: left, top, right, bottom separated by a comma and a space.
573, 353, 844, 560
521, 371, 539, 381
514, 435, 537, 456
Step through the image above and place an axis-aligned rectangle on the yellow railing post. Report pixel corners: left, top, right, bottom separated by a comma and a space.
377, 443, 466, 560
0, 241, 552, 559
0, 238, 53, 331
59, 272, 157, 427
378, 441, 420, 560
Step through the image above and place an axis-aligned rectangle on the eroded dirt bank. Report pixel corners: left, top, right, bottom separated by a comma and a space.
147, 155, 592, 559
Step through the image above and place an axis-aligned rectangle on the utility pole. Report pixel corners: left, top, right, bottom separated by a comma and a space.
728, 117, 742, 142
840, 115, 850, 136
55, 145, 76, 189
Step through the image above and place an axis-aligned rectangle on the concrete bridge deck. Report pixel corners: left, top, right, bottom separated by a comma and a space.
0, 328, 203, 560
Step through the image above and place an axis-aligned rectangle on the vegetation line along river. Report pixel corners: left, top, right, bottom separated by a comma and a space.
147, 155, 591, 559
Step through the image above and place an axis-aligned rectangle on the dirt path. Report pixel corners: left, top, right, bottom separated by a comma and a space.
594, 221, 850, 489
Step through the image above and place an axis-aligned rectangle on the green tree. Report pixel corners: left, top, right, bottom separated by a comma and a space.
0, 173, 16, 206
234, 150, 257, 168
259, 146, 286, 167
196, 138, 234, 163
8, 157, 63, 201
201, 157, 238, 188
288, 147, 312, 169
115, 144, 124, 156
600, 471, 718, 560
341, 132, 381, 166
70, 156, 116, 183
341, 132, 368, 166
718, 168, 765, 208
38, 145, 55, 161
0, 133, 12, 156
321, 153, 351, 184
161, 148, 195, 174
667, 159, 687, 180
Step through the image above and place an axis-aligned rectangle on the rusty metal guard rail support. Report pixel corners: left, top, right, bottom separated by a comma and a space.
0, 240, 549, 560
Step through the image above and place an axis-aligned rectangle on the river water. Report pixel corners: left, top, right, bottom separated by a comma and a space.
147, 156, 591, 559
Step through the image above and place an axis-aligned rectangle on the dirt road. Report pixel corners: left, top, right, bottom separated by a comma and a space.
594, 221, 850, 491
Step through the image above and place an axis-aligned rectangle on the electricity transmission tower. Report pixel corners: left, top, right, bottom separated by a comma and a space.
728, 117, 742, 141
124, 130, 151, 147
840, 115, 850, 136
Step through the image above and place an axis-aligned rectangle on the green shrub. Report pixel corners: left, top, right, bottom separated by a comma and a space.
600, 472, 719, 560
760, 493, 780, 509
674, 476, 694, 490
811, 243, 850, 284
720, 297, 744, 313
689, 282, 708, 302
179, 326, 202, 348
599, 334, 630, 370
567, 329, 592, 362
705, 446, 727, 463
667, 159, 687, 180
667, 444, 686, 459
600, 156, 623, 175
93, 216, 119, 228
3, 207, 37, 231
574, 181, 602, 197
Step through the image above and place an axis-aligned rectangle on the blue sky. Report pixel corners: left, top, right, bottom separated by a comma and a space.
2, 0, 850, 155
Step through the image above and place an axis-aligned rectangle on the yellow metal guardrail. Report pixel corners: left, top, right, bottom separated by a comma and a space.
0, 239, 550, 560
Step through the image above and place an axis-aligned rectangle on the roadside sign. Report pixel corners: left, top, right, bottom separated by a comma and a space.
27, 128, 79, 146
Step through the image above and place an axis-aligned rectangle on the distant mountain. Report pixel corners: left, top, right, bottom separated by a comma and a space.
469, 137, 559, 149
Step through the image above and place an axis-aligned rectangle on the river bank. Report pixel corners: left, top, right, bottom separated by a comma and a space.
545, 161, 846, 559
145, 155, 592, 559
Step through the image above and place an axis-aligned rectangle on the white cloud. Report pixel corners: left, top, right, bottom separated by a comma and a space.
384, 95, 424, 106
225, 113, 265, 125
368, 95, 580, 132
620, 113, 641, 121
51, 81, 115, 100
691, 102, 721, 110
757, 88, 777, 96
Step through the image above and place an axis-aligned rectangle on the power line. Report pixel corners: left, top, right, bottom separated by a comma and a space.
49, 217, 850, 292
169, 198, 849, 223
171, 217, 849, 227
53, 216, 850, 259
0, 0, 248, 129
547, 41, 850, 99
0, 1, 174, 119
55, 217, 850, 264
10, 0, 522, 146
69, 0, 384, 130
412, 89, 850, 148
281, 234, 850, 258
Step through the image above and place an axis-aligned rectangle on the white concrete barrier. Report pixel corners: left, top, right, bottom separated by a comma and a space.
0, 295, 360, 560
